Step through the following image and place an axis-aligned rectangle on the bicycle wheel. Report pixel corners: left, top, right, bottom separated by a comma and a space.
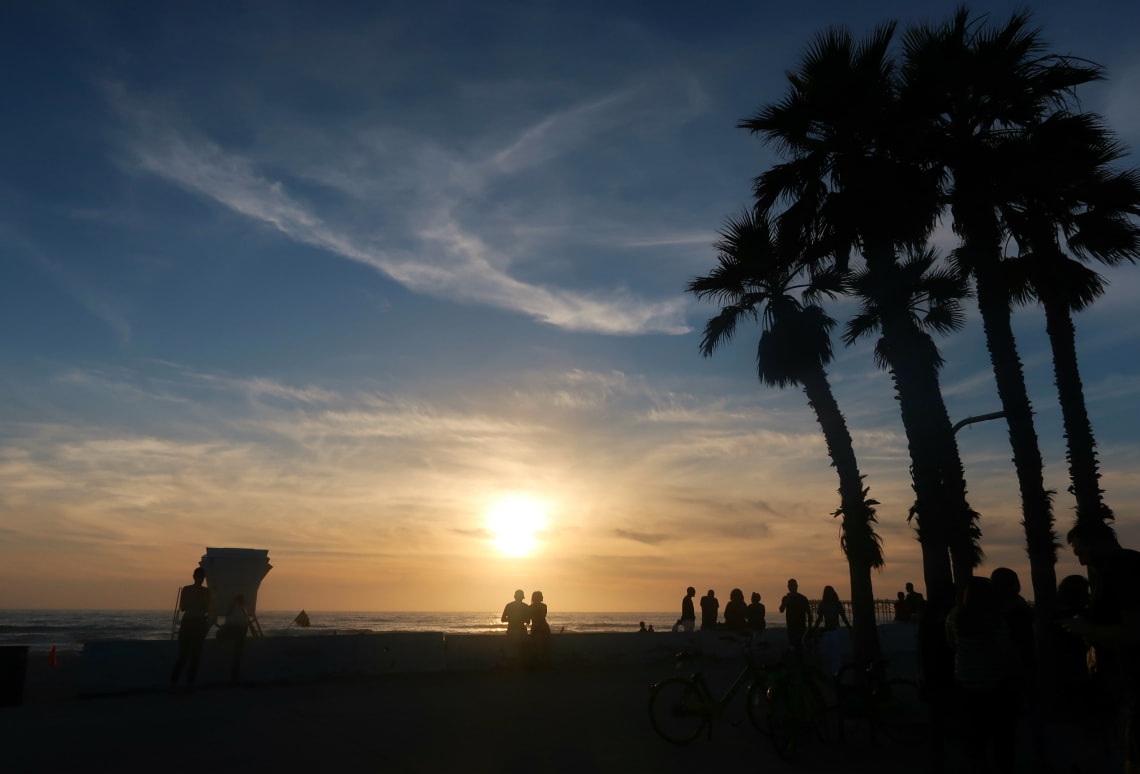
745, 671, 771, 734
766, 671, 826, 760
648, 677, 708, 745
873, 678, 927, 745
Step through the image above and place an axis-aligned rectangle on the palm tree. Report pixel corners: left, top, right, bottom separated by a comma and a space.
741, 23, 978, 601
842, 248, 979, 586
899, 6, 1103, 624
1004, 112, 1140, 531
687, 209, 884, 665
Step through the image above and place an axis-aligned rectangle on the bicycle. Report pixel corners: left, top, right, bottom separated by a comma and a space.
647, 637, 773, 745
833, 659, 928, 745
761, 640, 831, 760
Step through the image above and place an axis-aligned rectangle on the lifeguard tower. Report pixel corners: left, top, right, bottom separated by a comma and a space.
171, 547, 272, 638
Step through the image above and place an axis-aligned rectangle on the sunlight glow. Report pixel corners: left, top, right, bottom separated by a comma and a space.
486, 496, 548, 557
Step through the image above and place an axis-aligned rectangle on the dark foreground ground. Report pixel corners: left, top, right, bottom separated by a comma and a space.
6, 651, 1112, 774
4, 661, 947, 774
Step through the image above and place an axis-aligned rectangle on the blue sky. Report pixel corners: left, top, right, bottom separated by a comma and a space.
2, 0, 1139, 611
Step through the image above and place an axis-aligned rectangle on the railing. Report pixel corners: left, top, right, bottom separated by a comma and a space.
805, 599, 904, 625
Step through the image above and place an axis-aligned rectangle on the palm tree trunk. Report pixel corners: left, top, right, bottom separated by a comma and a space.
886, 354, 957, 597
971, 256, 1059, 620
800, 367, 883, 666
898, 351, 980, 586
1041, 293, 1114, 528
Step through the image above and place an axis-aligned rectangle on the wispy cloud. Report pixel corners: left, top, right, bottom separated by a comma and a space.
108, 87, 692, 335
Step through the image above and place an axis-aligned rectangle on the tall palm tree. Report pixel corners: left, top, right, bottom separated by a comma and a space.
899, 8, 1103, 619
1004, 112, 1140, 531
741, 23, 978, 600
688, 209, 884, 665
842, 249, 979, 587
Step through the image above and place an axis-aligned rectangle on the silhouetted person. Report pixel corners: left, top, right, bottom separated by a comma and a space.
1060, 521, 1140, 774
170, 567, 211, 690
1054, 574, 1092, 705
699, 589, 719, 631
780, 579, 810, 648
638, 621, 648, 633
218, 594, 250, 684
723, 588, 747, 631
810, 585, 850, 675
528, 590, 551, 669
991, 568, 1035, 698
894, 591, 910, 622
502, 589, 530, 663
647, 624, 654, 633
906, 582, 925, 620
917, 585, 956, 774
746, 592, 766, 637
681, 586, 696, 633
1054, 573, 1103, 772
671, 618, 683, 633
946, 576, 1017, 774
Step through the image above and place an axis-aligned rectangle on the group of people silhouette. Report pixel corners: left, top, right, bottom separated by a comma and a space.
674, 585, 769, 635
912, 523, 1140, 773
674, 580, 852, 646
892, 581, 926, 622
500, 589, 551, 668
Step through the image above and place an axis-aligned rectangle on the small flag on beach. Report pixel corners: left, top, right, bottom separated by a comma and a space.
294, 610, 311, 628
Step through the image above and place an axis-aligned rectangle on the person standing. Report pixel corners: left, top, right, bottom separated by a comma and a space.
905, 582, 926, 620
170, 567, 211, 690
1060, 522, 1140, 774
680, 587, 696, 632
502, 589, 530, 663
809, 585, 850, 675
724, 588, 748, 631
779, 579, 811, 648
894, 591, 910, 622
218, 594, 251, 684
945, 576, 1016, 773
700, 589, 719, 631
746, 592, 767, 637
528, 591, 551, 669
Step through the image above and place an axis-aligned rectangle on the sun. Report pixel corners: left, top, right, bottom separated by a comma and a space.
486, 496, 548, 557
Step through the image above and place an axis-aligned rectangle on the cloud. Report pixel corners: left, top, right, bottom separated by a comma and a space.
613, 528, 670, 545
108, 87, 691, 336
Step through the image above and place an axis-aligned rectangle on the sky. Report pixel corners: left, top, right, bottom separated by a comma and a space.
2, 0, 1140, 613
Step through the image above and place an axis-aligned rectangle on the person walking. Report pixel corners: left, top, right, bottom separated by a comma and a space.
680, 586, 696, 632
170, 567, 211, 690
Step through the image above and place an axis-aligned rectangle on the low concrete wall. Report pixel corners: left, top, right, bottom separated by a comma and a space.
80, 632, 447, 695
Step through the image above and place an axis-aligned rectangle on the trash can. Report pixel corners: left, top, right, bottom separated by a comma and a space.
0, 646, 29, 706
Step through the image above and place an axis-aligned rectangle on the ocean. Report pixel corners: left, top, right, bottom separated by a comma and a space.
0, 610, 693, 652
